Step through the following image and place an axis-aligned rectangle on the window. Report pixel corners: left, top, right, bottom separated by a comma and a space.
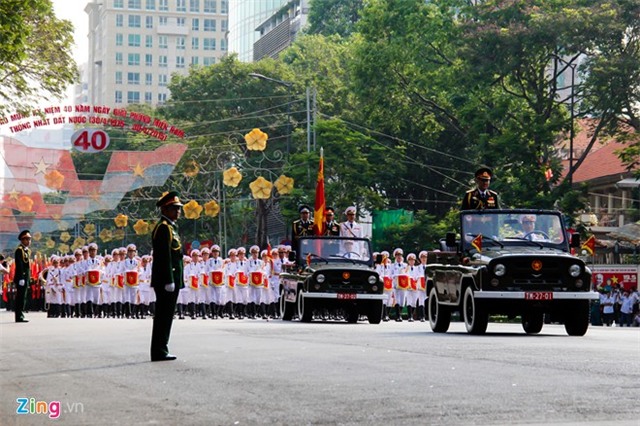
116, 14, 124, 27
127, 91, 140, 104
204, 19, 216, 32
114, 0, 124, 8
159, 16, 167, 26
159, 74, 168, 86
128, 15, 141, 28
145, 35, 153, 48
176, 56, 185, 68
203, 38, 215, 50
203, 57, 215, 66
177, 0, 186, 12
145, 53, 152, 66
115, 71, 123, 84
128, 34, 141, 47
221, 0, 227, 14
176, 36, 186, 50
191, 37, 199, 49
192, 18, 199, 31
145, 16, 153, 28
128, 53, 140, 66
115, 90, 123, 104
128, 0, 141, 9
204, 0, 216, 13
220, 38, 227, 51
145, 73, 153, 85
191, 56, 199, 66
189, 0, 199, 12
177, 17, 186, 27
158, 36, 168, 48
159, 0, 168, 11
115, 33, 123, 46
145, 92, 153, 103
115, 52, 123, 65
145, 0, 155, 10
158, 93, 167, 103
221, 19, 227, 33
159, 55, 168, 67
128, 72, 140, 85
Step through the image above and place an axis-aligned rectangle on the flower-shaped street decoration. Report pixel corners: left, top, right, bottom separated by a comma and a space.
183, 200, 203, 220
274, 175, 294, 195
84, 223, 96, 235
114, 228, 125, 241
46, 239, 55, 249
44, 170, 64, 190
100, 229, 113, 242
204, 200, 220, 217
73, 237, 86, 250
59, 243, 70, 254
16, 195, 34, 213
245, 128, 268, 151
33, 232, 42, 241
133, 219, 150, 235
249, 176, 273, 200
114, 214, 128, 228
60, 231, 71, 243
184, 160, 200, 177
223, 167, 242, 187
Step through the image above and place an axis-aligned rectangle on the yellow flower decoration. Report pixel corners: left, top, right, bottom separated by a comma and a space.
84, 223, 96, 235
133, 219, 150, 235
59, 243, 70, 254
16, 195, 34, 212
183, 200, 203, 220
114, 214, 128, 228
60, 231, 71, 243
244, 128, 268, 151
183, 160, 200, 177
274, 175, 294, 195
223, 167, 242, 187
249, 176, 273, 199
75, 237, 86, 247
86, 236, 95, 244
57, 220, 69, 231
33, 232, 42, 241
44, 170, 65, 190
100, 229, 113, 242
46, 239, 55, 249
114, 228, 125, 240
204, 200, 220, 217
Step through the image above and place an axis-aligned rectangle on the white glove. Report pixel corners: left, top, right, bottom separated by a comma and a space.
18, 279, 25, 287
164, 283, 175, 292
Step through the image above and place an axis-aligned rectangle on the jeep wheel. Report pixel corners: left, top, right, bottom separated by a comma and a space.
564, 300, 590, 336
521, 311, 544, 334
297, 292, 313, 323
463, 286, 488, 335
280, 292, 293, 321
428, 287, 451, 333
367, 301, 383, 324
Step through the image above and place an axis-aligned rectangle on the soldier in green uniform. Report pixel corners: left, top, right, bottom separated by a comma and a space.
292, 205, 314, 251
14, 230, 32, 323
461, 167, 500, 210
150, 192, 184, 362
324, 207, 340, 236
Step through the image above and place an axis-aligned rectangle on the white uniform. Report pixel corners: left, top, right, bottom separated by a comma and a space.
248, 257, 264, 305
85, 257, 102, 304
46, 266, 63, 305
183, 262, 200, 304
197, 260, 210, 304
235, 259, 250, 305
223, 259, 238, 304
340, 221, 363, 238
207, 256, 225, 305
391, 261, 409, 307
139, 262, 152, 305
123, 257, 140, 305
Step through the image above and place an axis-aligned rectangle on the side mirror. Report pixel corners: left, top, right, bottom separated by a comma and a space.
570, 234, 581, 248
445, 232, 457, 249
288, 251, 297, 262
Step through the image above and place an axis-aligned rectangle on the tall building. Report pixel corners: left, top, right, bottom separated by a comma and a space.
253, 0, 309, 61
227, 0, 287, 62
85, 0, 228, 108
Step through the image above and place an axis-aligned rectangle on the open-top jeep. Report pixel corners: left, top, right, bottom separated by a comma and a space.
426, 209, 599, 336
279, 236, 385, 324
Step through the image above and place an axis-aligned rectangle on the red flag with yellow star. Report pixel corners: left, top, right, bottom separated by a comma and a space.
581, 235, 596, 255
313, 148, 326, 236
471, 234, 482, 252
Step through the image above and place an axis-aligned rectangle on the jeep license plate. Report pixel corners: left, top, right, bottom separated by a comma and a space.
337, 293, 357, 300
525, 292, 553, 301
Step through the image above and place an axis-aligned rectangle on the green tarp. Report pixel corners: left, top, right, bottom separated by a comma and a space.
371, 209, 414, 250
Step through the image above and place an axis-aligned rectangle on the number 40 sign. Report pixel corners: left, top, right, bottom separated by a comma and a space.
71, 128, 110, 153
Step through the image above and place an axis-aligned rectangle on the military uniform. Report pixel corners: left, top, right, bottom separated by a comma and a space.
292, 205, 314, 251
13, 230, 32, 322
461, 188, 500, 210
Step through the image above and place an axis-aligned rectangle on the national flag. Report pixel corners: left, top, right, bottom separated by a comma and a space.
581, 235, 596, 256
313, 148, 326, 236
471, 234, 482, 252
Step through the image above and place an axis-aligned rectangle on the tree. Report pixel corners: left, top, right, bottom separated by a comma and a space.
0, 0, 77, 115
307, 0, 364, 37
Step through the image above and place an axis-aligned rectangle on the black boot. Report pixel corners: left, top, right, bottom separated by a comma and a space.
200, 303, 207, 319
86, 301, 94, 318
209, 302, 217, 319
395, 304, 403, 322
124, 302, 131, 319
116, 302, 122, 318
188, 302, 196, 319
178, 303, 185, 319
407, 306, 414, 322
383, 306, 390, 322
226, 302, 235, 319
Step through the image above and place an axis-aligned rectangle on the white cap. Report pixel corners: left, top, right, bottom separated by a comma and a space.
345, 206, 357, 214
393, 248, 403, 256
407, 253, 416, 260
237, 247, 246, 254
88, 243, 98, 250
200, 247, 210, 254
127, 243, 136, 251
212, 244, 221, 251
260, 250, 268, 257
419, 250, 428, 258
250, 245, 260, 253
190, 249, 200, 256
228, 248, 237, 256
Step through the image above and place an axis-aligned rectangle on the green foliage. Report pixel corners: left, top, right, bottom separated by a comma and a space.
307, 0, 364, 37
0, 0, 77, 115
375, 210, 441, 253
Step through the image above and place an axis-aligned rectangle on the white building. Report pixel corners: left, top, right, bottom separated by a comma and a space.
227, 0, 287, 62
84, 0, 228, 107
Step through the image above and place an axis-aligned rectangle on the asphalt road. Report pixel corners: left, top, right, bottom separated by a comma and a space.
1, 310, 638, 426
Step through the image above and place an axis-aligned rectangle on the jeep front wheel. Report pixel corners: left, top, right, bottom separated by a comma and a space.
463, 286, 488, 335
367, 300, 383, 324
564, 300, 590, 336
297, 292, 314, 322
280, 292, 293, 321
428, 287, 451, 333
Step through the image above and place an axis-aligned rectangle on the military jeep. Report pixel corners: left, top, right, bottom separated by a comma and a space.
279, 236, 385, 324
426, 209, 599, 336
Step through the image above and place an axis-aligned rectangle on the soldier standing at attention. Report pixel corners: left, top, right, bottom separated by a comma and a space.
150, 191, 184, 362
292, 205, 314, 250
461, 167, 500, 210
14, 230, 32, 323
324, 207, 340, 236
340, 206, 363, 238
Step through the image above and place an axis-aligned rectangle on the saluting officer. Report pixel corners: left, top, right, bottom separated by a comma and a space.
14, 230, 32, 323
150, 191, 184, 362
461, 167, 500, 210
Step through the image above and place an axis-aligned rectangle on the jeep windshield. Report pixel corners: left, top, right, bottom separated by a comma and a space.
298, 237, 372, 265
461, 209, 568, 251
